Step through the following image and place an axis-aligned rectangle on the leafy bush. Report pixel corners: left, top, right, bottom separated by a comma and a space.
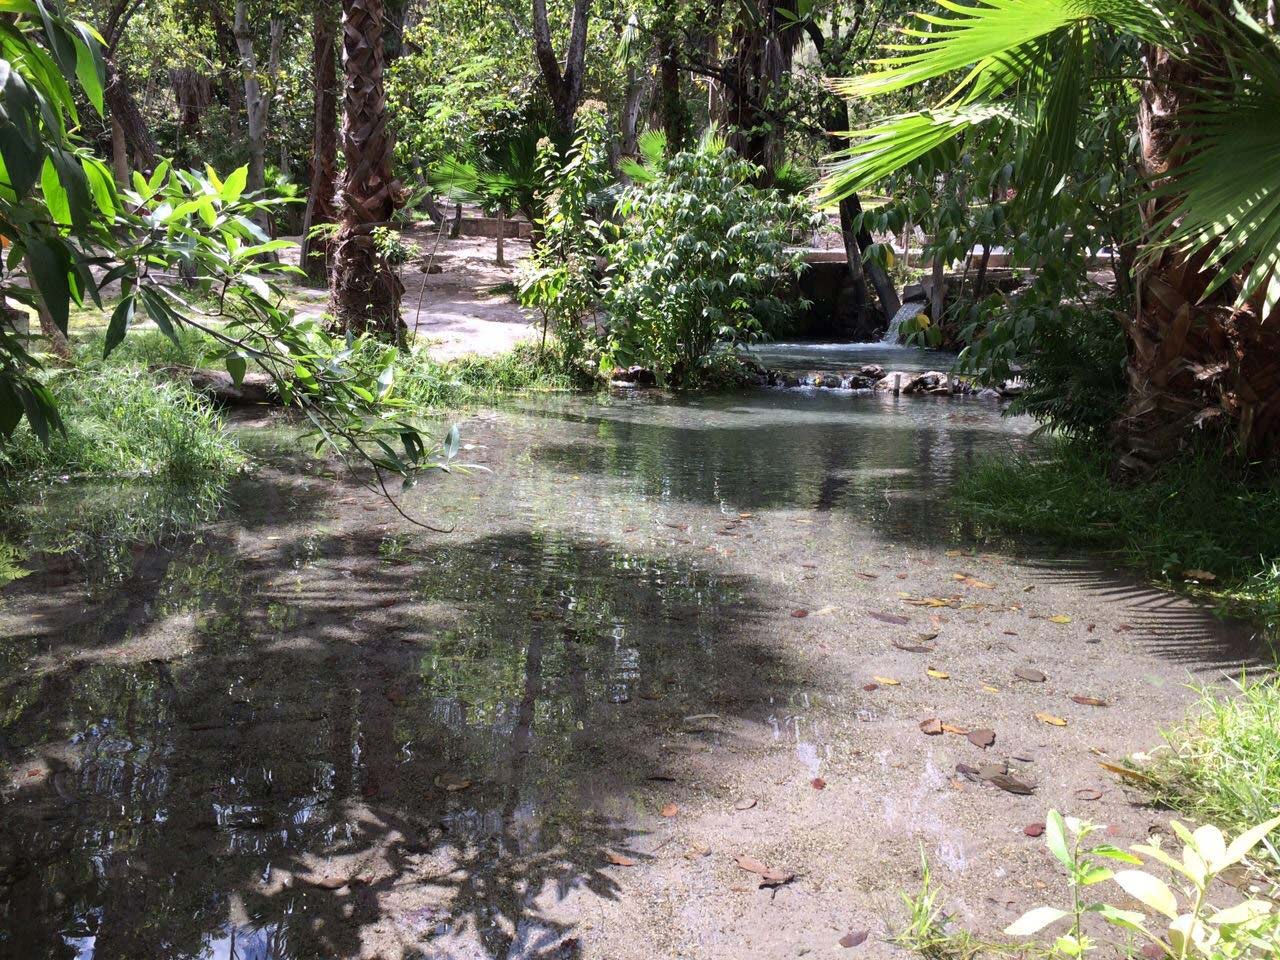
600, 133, 810, 387
517, 106, 613, 366
1007, 810, 1280, 958
0, 367, 244, 484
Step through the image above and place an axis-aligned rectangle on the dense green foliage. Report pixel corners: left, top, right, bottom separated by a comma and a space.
601, 133, 810, 386
954, 441, 1280, 626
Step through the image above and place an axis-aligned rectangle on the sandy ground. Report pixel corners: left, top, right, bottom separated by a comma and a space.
285, 228, 536, 361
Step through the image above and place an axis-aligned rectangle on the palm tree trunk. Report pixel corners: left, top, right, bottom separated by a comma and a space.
331, 0, 405, 340
1118, 39, 1280, 473
300, 0, 339, 284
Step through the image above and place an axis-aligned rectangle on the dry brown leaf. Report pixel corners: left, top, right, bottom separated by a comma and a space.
734, 854, 794, 885
811, 777, 826, 790
1014, 667, 1047, 683
306, 874, 350, 890
967, 728, 996, 749
434, 773, 472, 792
1035, 712, 1068, 727
607, 851, 637, 866
1182, 568, 1216, 582
791, 609, 809, 618
870, 611, 910, 626
919, 718, 944, 736
872, 676, 901, 686
1071, 695, 1108, 707
926, 668, 951, 680
734, 798, 758, 811
660, 803, 679, 818
839, 930, 870, 948
940, 723, 968, 735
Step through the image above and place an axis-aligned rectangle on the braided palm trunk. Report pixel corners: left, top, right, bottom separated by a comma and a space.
331, 0, 405, 340
1117, 39, 1280, 474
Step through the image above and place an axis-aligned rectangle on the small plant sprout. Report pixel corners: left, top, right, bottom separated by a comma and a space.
1006, 810, 1280, 958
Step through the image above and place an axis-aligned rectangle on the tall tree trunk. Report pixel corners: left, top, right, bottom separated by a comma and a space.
1117, 39, 1280, 473
331, 0, 405, 340
301, 0, 340, 284
24, 255, 71, 362
233, 1, 268, 214
657, 16, 685, 152
104, 63, 156, 175
532, 0, 591, 135
619, 64, 644, 156
110, 114, 129, 186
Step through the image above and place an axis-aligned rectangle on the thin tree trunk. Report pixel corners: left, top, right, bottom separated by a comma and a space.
495, 206, 506, 267
930, 254, 947, 327
532, 0, 591, 135
331, 0, 405, 340
110, 114, 129, 186
301, 0, 340, 284
233, 1, 267, 213
105, 63, 156, 175
620, 65, 644, 156
25, 255, 71, 362
837, 196, 873, 332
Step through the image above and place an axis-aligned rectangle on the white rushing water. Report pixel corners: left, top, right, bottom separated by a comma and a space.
881, 302, 925, 344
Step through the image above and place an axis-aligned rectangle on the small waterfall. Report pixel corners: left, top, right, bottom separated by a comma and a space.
882, 303, 924, 344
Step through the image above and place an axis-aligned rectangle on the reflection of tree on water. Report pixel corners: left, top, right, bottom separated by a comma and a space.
0, 497, 778, 959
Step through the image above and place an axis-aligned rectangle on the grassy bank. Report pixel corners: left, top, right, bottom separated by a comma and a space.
954, 439, 1280, 631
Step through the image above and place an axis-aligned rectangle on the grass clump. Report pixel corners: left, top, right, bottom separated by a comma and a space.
892, 854, 1010, 959
953, 439, 1280, 627
0, 367, 244, 485
1145, 677, 1280, 872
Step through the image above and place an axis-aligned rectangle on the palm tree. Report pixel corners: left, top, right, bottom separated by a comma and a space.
821, 0, 1280, 473
331, 0, 405, 340
301, 0, 340, 284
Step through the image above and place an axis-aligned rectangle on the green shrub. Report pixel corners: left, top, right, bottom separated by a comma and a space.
1146, 679, 1280, 872
0, 367, 244, 484
600, 132, 810, 387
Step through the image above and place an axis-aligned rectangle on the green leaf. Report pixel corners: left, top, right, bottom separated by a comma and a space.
221, 164, 248, 202
1045, 810, 1072, 869
1112, 870, 1178, 920
103, 293, 134, 356
1222, 815, 1280, 868
226, 353, 247, 387
1005, 906, 1070, 936
24, 235, 71, 333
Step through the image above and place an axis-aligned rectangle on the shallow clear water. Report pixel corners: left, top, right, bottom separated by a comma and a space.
747, 340, 956, 373
0, 382, 1032, 959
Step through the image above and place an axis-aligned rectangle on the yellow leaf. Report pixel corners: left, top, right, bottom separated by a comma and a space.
1036, 712, 1068, 726
1048, 615, 1072, 624
927, 668, 951, 680
873, 676, 901, 686
982, 684, 1000, 693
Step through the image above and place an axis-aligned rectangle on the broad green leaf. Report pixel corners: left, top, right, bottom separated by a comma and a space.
24, 234, 71, 332
1222, 815, 1280, 868
1207, 900, 1271, 925
1005, 906, 1070, 936
221, 164, 248, 202
1113, 870, 1178, 920
225, 353, 247, 387
1046, 810, 1072, 869
103, 294, 134, 356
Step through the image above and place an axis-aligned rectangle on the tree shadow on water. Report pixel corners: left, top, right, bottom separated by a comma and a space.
0, 505, 791, 959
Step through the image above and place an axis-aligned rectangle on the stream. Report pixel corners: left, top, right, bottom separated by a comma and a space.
4, 375, 1190, 960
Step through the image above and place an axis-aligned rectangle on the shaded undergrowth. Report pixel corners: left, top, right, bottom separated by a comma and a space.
954, 439, 1280, 633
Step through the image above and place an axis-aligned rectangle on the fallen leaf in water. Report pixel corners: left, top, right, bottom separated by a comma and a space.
791, 609, 809, 618
434, 773, 472, 792
1071, 695, 1108, 707
853, 571, 879, 580
813, 605, 837, 616
1024, 823, 1045, 837
873, 676, 901, 686
988, 773, 1036, 795
926, 668, 951, 680
941, 723, 968, 735
870, 611, 910, 625
839, 930, 870, 948
1035, 712, 1068, 727
862, 683, 878, 692
1182, 568, 1216, 582
967, 728, 996, 749
956, 763, 982, 781
306, 874, 350, 890
734, 798, 758, 811
661, 803, 679, 817
945, 549, 963, 557
896, 572, 908, 580
1073, 788, 1103, 801
906, 596, 956, 608
685, 842, 712, 859
607, 851, 637, 866
893, 640, 935, 654
981, 684, 1001, 693
919, 718, 944, 736
1048, 615, 1072, 624
738, 512, 753, 519
811, 777, 826, 790
1098, 760, 1158, 784
734, 854, 794, 885
952, 573, 993, 589
1014, 667, 1047, 683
